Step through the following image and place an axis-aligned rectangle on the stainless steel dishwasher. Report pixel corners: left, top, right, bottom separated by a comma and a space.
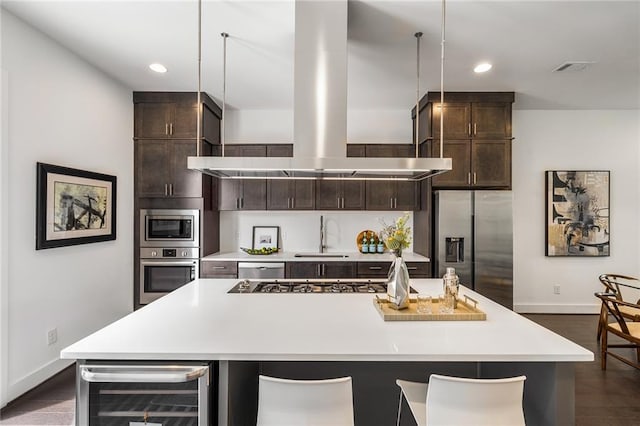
237, 262, 285, 279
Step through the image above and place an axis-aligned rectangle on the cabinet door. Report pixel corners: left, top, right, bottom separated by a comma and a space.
357, 262, 391, 278
135, 140, 171, 197
322, 262, 357, 279
223, 145, 267, 157
170, 140, 202, 197
135, 103, 172, 138
219, 180, 241, 210
267, 144, 293, 157
346, 144, 366, 157
286, 262, 320, 279
171, 103, 198, 138
432, 102, 471, 140
394, 181, 418, 211
316, 180, 341, 210
200, 261, 237, 278
365, 144, 414, 158
266, 181, 291, 210
240, 181, 267, 210
365, 181, 395, 210
431, 140, 472, 188
472, 140, 511, 188
292, 180, 315, 210
342, 181, 365, 210
472, 103, 511, 139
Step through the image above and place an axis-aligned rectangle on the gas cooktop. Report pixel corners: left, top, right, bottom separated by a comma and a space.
228, 279, 417, 294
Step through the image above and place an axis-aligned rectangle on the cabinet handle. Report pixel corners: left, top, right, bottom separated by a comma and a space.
337, 198, 341, 209
341, 197, 345, 209
468, 123, 471, 136
236, 198, 240, 209
473, 123, 477, 135
169, 183, 173, 196
322, 264, 326, 276
467, 173, 471, 185
169, 123, 174, 135
369, 266, 383, 270
165, 123, 169, 135
317, 264, 321, 276
164, 183, 168, 196
390, 198, 393, 209
291, 198, 295, 209
473, 173, 477, 185
240, 197, 244, 209
407, 267, 418, 271
394, 198, 398, 209
212, 266, 227, 270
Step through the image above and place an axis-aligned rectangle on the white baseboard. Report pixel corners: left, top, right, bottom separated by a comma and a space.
514, 303, 600, 314
4, 358, 74, 407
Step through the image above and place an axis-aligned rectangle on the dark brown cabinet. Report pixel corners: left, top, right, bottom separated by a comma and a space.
356, 261, 430, 278
134, 92, 220, 141
286, 262, 357, 279
415, 92, 514, 189
218, 144, 293, 210
200, 261, 237, 278
365, 181, 418, 211
134, 92, 222, 199
315, 181, 365, 210
135, 139, 212, 198
267, 180, 315, 210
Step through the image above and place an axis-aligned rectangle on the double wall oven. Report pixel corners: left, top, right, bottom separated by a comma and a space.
139, 209, 200, 305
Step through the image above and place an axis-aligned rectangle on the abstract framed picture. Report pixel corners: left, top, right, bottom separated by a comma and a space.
36, 162, 117, 250
545, 170, 609, 257
252, 226, 279, 250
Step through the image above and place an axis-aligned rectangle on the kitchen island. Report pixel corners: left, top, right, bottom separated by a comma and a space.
62, 278, 592, 425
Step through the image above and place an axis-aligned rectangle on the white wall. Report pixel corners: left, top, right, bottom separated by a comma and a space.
220, 211, 415, 253
512, 110, 640, 313
0, 11, 133, 406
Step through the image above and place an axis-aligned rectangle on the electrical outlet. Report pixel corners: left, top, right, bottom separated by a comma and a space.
47, 328, 57, 345
553, 285, 561, 295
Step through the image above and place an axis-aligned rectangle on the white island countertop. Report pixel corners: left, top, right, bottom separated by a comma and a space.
201, 251, 429, 262
61, 279, 592, 363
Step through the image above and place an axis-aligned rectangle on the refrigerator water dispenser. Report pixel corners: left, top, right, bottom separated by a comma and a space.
445, 237, 464, 263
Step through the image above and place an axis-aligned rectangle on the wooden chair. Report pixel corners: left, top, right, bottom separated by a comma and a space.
595, 292, 640, 370
597, 274, 640, 342
395, 374, 526, 426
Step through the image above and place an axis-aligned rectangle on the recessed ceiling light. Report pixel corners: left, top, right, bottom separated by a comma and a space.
149, 63, 167, 73
474, 63, 492, 73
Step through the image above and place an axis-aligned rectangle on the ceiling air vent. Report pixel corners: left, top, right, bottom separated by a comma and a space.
552, 61, 596, 72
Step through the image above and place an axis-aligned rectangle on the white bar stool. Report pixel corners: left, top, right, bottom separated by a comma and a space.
257, 375, 354, 426
396, 374, 526, 426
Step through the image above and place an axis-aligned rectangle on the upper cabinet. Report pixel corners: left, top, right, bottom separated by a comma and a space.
133, 92, 222, 199
414, 92, 514, 189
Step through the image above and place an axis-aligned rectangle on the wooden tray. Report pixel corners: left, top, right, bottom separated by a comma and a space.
373, 295, 486, 321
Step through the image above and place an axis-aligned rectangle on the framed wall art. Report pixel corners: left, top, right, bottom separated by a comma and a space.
545, 170, 609, 257
36, 162, 117, 250
252, 226, 279, 250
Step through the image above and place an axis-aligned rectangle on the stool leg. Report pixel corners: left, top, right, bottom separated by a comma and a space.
396, 389, 404, 426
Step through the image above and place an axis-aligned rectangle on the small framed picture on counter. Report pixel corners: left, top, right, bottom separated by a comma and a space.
252, 226, 279, 250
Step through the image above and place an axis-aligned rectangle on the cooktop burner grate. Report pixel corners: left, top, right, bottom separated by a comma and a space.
228, 279, 416, 294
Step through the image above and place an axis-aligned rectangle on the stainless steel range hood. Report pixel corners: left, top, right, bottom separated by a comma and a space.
188, 0, 451, 181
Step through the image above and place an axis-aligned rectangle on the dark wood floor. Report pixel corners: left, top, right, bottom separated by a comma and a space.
1, 314, 639, 425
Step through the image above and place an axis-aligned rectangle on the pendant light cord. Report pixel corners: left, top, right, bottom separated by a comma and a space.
196, 0, 202, 156
439, 0, 446, 159
414, 32, 422, 159
221, 32, 228, 157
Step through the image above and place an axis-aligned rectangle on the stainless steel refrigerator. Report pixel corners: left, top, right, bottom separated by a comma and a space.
434, 190, 513, 309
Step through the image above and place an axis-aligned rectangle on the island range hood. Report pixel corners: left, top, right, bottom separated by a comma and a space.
188, 0, 451, 181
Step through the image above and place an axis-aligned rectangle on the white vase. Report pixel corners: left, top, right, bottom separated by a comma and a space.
386, 251, 410, 310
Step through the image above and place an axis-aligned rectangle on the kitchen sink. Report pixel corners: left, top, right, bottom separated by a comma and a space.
294, 253, 350, 258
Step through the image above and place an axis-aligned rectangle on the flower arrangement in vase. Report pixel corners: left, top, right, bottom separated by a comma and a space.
379, 213, 412, 257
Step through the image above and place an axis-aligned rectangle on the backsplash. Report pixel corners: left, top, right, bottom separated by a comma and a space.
219, 211, 415, 253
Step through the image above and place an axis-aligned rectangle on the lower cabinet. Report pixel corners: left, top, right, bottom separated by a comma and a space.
201, 261, 237, 278
357, 261, 430, 278
286, 262, 357, 279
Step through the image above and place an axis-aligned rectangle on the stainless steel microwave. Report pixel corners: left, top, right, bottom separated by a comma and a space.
140, 209, 200, 247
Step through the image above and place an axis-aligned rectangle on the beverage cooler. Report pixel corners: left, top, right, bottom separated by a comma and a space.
77, 361, 215, 425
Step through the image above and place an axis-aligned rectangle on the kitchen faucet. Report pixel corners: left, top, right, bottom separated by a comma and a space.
319, 215, 326, 253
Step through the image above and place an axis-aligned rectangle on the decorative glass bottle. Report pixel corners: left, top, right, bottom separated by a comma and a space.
443, 267, 460, 308
361, 233, 369, 253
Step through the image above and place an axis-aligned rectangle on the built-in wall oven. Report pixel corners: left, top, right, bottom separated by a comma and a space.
77, 361, 214, 425
139, 209, 200, 305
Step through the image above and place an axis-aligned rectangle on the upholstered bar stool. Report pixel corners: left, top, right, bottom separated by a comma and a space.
396, 374, 526, 426
256, 375, 354, 426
